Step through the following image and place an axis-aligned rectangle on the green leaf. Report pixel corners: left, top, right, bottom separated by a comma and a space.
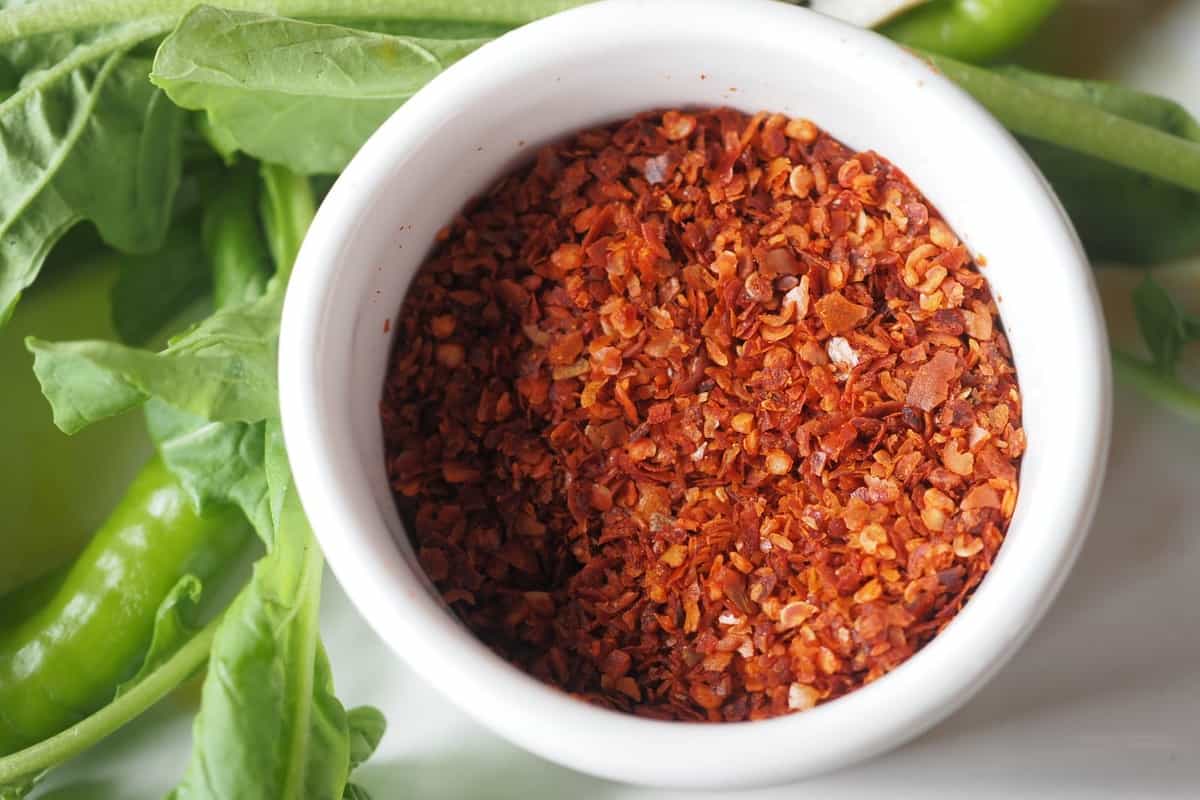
170, 482, 351, 800
143, 166, 277, 541
346, 706, 386, 770
27, 285, 283, 433
1183, 314, 1200, 343
0, 0, 587, 45
1132, 276, 1186, 376
342, 784, 373, 800
28, 163, 317, 435
111, 217, 210, 345
195, 111, 241, 165
115, 574, 203, 696
151, 6, 489, 174
1019, 136, 1200, 264
53, 55, 186, 252
341, 17, 511, 38
0, 21, 182, 325
263, 420, 292, 537
146, 401, 274, 542
24, 335, 148, 430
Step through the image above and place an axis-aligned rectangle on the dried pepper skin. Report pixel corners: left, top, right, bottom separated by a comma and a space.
382, 108, 1023, 722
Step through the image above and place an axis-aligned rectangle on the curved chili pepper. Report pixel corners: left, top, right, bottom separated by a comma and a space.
0, 250, 155, 597
0, 457, 250, 755
881, 0, 1061, 63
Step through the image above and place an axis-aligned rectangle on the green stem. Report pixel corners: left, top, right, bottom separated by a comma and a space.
1112, 349, 1200, 423
0, 613, 221, 785
0, 0, 586, 44
925, 52, 1200, 194
259, 164, 317, 280
280, 535, 325, 798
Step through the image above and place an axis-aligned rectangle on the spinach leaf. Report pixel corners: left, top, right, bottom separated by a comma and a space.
27, 285, 284, 432
0, 21, 182, 325
346, 706, 386, 771
0, 0, 585, 43
111, 217, 209, 345
115, 574, 203, 695
1131, 276, 1195, 377
170, 472, 352, 800
1113, 276, 1200, 423
151, 7, 489, 174
146, 402, 274, 541
341, 17, 511, 38
144, 166, 279, 542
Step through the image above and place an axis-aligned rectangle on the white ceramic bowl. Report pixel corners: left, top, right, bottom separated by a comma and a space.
279, 0, 1111, 788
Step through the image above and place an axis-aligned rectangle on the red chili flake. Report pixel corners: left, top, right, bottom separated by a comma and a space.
907, 350, 959, 412
381, 108, 1023, 723
814, 291, 870, 335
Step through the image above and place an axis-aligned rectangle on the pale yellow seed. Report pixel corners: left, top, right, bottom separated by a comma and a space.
765, 449, 794, 475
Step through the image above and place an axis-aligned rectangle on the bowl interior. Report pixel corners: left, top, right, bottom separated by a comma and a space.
281, 0, 1110, 788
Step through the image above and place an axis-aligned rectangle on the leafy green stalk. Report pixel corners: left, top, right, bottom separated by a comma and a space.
1112, 350, 1200, 423
164, 170, 382, 799
988, 66, 1200, 264
20, 164, 383, 798
259, 163, 319, 275
169, 468, 350, 800
203, 170, 270, 310
924, 52, 1200, 195
1114, 276, 1200, 422
0, 0, 585, 44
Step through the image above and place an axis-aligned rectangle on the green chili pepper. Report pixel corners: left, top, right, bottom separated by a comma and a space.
0, 457, 251, 755
0, 251, 154, 597
882, 0, 1060, 63
0, 169, 267, 789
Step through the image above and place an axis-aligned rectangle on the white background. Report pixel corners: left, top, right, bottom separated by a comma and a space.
38, 1, 1200, 797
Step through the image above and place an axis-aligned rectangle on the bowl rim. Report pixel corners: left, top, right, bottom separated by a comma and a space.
279, 0, 1112, 789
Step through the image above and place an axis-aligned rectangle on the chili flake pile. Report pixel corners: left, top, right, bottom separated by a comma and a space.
381, 108, 1024, 722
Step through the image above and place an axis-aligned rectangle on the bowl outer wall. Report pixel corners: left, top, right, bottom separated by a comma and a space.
279, 0, 1112, 788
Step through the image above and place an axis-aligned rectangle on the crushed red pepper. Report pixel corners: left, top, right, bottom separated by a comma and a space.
381, 108, 1024, 722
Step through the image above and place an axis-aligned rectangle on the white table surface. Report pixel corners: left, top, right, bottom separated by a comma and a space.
37, 1, 1200, 797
